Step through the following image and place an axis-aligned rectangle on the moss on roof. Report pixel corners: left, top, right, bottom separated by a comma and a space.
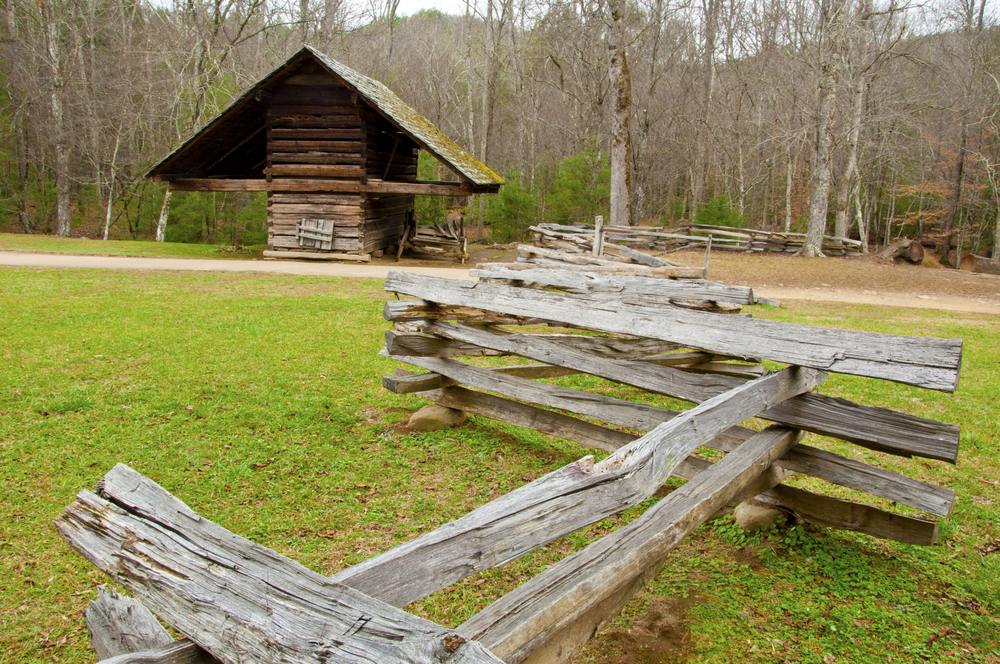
306, 46, 503, 187
149, 46, 504, 189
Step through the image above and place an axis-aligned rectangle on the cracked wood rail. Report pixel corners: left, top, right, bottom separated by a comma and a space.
401, 381, 953, 520
384, 320, 960, 462
458, 425, 807, 664
383, 271, 963, 391
55, 464, 503, 664
331, 366, 824, 607
62, 368, 823, 664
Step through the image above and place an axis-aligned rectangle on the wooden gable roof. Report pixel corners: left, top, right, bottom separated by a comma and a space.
147, 46, 503, 191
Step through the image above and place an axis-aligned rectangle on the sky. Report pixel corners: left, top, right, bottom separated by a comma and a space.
394, 0, 472, 17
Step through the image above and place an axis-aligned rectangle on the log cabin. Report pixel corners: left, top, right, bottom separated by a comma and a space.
146, 46, 503, 260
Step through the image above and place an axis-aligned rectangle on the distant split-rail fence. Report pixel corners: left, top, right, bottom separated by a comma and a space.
531, 222, 865, 256
56, 269, 962, 664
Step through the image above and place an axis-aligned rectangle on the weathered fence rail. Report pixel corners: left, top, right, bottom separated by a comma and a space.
530, 222, 865, 256
57, 268, 963, 664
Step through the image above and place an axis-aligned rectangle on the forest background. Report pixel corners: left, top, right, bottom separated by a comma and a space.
1, 0, 998, 258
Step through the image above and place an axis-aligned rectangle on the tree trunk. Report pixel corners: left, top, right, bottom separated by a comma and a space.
993, 190, 1000, 261
48, 21, 71, 237
942, 121, 968, 265
856, 188, 869, 252
834, 75, 865, 238
155, 188, 172, 243
784, 149, 794, 232
691, 0, 718, 214
802, 67, 834, 257
607, 0, 633, 227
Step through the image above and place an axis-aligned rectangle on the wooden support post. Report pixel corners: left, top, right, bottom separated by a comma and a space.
592, 215, 603, 257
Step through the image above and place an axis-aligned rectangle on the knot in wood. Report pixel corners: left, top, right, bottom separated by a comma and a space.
442, 633, 466, 653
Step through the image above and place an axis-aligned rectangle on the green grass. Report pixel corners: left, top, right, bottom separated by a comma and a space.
0, 270, 997, 663
0, 232, 265, 259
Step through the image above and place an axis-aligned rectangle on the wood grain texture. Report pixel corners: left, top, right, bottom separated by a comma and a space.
459, 426, 806, 664
331, 368, 824, 608
421, 385, 636, 452
410, 377, 951, 519
481, 261, 703, 278
470, 266, 764, 305
383, 271, 962, 391
87, 586, 174, 659
385, 330, 680, 360
397, 320, 959, 462
96, 639, 214, 664
757, 484, 939, 545
775, 444, 954, 516
55, 464, 503, 664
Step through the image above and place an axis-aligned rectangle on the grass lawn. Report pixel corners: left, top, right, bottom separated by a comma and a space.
1, 267, 998, 664
0, 232, 265, 259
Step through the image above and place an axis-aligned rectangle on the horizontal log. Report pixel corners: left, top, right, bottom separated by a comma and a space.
267, 116, 361, 129
268, 128, 361, 140
385, 300, 557, 327
384, 272, 963, 392
460, 426, 806, 664
267, 202, 362, 215
268, 164, 363, 178
56, 464, 502, 664
270, 236, 361, 251
385, 331, 680, 360
262, 250, 370, 262
268, 103, 358, 115
470, 267, 767, 305
420, 385, 635, 452
757, 484, 939, 545
268, 140, 363, 152
268, 153, 365, 165
269, 214, 363, 226
332, 369, 822, 609
268, 179, 495, 195
167, 179, 269, 192
668, 360, 765, 379
486, 261, 703, 279
404, 378, 951, 517
268, 193, 362, 205
774, 444, 954, 516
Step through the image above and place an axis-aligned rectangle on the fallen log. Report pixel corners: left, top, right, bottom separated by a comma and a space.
958, 254, 1000, 274
384, 271, 963, 392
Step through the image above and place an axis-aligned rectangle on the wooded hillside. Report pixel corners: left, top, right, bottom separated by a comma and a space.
1, 0, 998, 258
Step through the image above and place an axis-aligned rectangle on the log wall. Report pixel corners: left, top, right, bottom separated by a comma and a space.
265, 66, 416, 256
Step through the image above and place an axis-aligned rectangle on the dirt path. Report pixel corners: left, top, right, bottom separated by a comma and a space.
3, 249, 998, 315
